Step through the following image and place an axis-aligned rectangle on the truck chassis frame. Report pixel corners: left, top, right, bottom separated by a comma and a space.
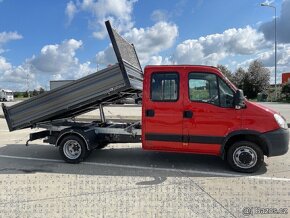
26, 104, 141, 163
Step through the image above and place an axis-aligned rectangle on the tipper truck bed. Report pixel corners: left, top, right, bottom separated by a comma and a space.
2, 21, 143, 131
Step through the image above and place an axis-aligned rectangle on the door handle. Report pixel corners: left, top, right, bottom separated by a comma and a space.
146, 109, 155, 117
183, 110, 193, 118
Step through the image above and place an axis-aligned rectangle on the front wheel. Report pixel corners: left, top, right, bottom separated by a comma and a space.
227, 141, 264, 173
59, 135, 88, 163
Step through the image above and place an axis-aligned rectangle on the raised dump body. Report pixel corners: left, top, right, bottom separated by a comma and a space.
2, 21, 143, 131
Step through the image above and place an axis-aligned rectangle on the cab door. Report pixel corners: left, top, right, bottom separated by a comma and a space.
183, 71, 241, 155
142, 70, 184, 151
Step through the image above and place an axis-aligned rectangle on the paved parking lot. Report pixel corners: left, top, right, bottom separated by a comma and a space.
0, 102, 289, 217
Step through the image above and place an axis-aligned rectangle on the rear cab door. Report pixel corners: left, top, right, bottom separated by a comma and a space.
142, 66, 184, 151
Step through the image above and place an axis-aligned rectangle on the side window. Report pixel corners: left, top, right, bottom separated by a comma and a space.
151, 73, 179, 101
218, 78, 234, 108
188, 73, 219, 106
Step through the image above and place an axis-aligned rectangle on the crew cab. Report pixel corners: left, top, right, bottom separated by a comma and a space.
141, 65, 289, 173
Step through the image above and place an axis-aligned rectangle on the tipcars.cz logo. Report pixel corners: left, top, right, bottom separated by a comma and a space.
242, 207, 288, 216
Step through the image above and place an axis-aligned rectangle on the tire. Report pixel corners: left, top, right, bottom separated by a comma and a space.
59, 135, 88, 163
227, 141, 264, 173
85, 149, 92, 158
135, 98, 142, 104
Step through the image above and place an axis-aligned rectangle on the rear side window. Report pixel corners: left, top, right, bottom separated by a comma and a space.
151, 73, 179, 101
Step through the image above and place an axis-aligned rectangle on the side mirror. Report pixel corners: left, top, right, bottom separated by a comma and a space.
234, 89, 245, 109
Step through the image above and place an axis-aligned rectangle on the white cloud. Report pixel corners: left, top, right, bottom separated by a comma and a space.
0, 31, 22, 45
259, 0, 290, 43
65, 0, 137, 39
147, 55, 172, 65
124, 22, 178, 62
96, 45, 117, 66
0, 32, 23, 54
239, 44, 290, 68
170, 24, 290, 84
0, 31, 28, 90
29, 39, 96, 81
0, 56, 12, 72
262, 0, 275, 5
172, 26, 268, 66
2, 64, 34, 84
0, 39, 96, 90
65, 1, 77, 24
31, 39, 83, 73
96, 22, 178, 67
151, 10, 169, 22
147, 56, 163, 65
233, 43, 290, 84
278, 44, 290, 65
52, 74, 63, 81
74, 61, 96, 79
0, 60, 36, 91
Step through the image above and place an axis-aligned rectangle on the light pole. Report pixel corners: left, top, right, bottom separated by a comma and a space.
261, 3, 277, 100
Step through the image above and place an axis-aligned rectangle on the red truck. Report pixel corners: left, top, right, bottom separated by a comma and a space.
2, 21, 289, 173
142, 65, 289, 173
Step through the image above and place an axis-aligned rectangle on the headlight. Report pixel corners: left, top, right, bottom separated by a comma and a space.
274, 114, 288, 129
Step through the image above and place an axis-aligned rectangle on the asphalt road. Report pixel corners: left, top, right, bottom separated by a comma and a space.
0, 117, 289, 217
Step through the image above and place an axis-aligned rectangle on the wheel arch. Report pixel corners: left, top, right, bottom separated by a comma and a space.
56, 129, 90, 151
221, 130, 269, 159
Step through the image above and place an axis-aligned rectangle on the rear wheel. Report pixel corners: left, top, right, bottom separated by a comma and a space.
59, 135, 88, 163
135, 98, 142, 104
227, 141, 264, 173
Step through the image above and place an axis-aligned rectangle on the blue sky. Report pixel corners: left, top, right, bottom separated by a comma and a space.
0, 0, 289, 91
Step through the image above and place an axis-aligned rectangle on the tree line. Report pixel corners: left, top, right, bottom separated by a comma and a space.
218, 60, 290, 101
14, 87, 45, 98
217, 60, 271, 99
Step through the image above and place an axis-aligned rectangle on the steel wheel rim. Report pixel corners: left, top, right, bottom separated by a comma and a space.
233, 146, 257, 169
63, 140, 82, 159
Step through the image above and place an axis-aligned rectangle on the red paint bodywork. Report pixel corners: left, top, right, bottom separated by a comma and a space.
141, 65, 279, 156
282, 72, 290, 84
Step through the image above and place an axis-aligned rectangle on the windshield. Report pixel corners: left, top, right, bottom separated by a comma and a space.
6, 92, 13, 96
223, 76, 237, 91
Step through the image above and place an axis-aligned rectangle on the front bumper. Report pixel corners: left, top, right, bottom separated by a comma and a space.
262, 128, 289, 157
